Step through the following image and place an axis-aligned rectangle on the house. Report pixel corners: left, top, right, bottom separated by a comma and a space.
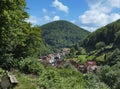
70, 60, 79, 68
0, 72, 18, 89
69, 61, 87, 73
85, 60, 97, 73
55, 60, 66, 68
78, 64, 87, 73
39, 54, 57, 66
54, 53, 61, 60
85, 60, 97, 66
69, 60, 98, 73
62, 48, 70, 54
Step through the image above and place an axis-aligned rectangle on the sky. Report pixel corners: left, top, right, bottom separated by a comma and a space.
26, 0, 120, 32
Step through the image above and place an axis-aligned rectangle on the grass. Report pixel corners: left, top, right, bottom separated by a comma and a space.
12, 71, 38, 89
96, 54, 105, 62
78, 55, 87, 63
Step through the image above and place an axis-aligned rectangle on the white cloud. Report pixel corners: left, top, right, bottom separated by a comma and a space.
79, 10, 109, 26
70, 20, 76, 24
52, 0, 69, 13
110, 13, 120, 21
44, 15, 51, 21
25, 16, 39, 25
81, 26, 97, 32
43, 15, 60, 21
109, 0, 120, 8
79, 0, 120, 32
53, 16, 60, 21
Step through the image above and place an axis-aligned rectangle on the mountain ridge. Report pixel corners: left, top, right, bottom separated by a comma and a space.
41, 20, 90, 48
79, 19, 120, 50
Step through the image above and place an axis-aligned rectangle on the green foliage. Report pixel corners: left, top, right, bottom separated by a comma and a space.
99, 63, 120, 89
41, 20, 90, 48
18, 57, 44, 75
0, 1, 120, 89
114, 30, 120, 44
13, 66, 111, 89
14, 72, 38, 89
38, 67, 86, 89
69, 47, 77, 57
77, 55, 87, 63
71, 19, 120, 64
0, 0, 29, 68
68, 19, 120, 89
95, 41, 106, 50
80, 19, 120, 50
13, 26, 49, 58
105, 48, 120, 66
83, 74, 110, 89
76, 47, 86, 55
95, 54, 105, 62
0, 68, 4, 78
0, 0, 51, 69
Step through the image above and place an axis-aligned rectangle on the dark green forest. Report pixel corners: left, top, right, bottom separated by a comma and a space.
0, 0, 120, 89
80, 19, 120, 50
41, 20, 90, 48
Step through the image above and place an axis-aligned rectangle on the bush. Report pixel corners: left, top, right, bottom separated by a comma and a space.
18, 57, 44, 75
0, 68, 4, 77
83, 73, 110, 89
99, 63, 120, 89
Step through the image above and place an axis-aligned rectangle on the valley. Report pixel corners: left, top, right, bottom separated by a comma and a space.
0, 0, 120, 89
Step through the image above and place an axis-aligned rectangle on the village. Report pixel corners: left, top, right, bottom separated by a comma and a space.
0, 48, 101, 89
38, 48, 100, 74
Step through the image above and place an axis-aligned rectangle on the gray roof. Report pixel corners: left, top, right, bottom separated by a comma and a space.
8, 74, 18, 84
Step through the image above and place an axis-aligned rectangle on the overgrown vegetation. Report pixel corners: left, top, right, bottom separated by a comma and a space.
0, 0, 52, 70
12, 64, 110, 89
70, 19, 120, 89
0, 0, 120, 89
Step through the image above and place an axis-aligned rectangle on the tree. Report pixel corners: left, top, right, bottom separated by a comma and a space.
0, 0, 52, 70
13, 26, 45, 58
114, 31, 120, 45
105, 48, 120, 66
99, 63, 120, 89
0, 0, 29, 68
95, 41, 106, 50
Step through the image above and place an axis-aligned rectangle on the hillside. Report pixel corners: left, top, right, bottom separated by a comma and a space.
71, 19, 120, 64
80, 19, 120, 50
1, 0, 120, 89
41, 20, 90, 48
68, 19, 120, 89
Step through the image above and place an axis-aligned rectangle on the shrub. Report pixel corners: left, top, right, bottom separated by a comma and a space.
18, 57, 44, 75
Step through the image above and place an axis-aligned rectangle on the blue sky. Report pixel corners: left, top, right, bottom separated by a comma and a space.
26, 0, 120, 32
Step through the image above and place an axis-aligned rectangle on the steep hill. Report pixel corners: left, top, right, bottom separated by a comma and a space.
70, 19, 120, 89
80, 19, 120, 50
41, 20, 90, 48
70, 19, 120, 66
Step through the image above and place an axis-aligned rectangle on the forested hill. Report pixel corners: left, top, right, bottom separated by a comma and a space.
80, 19, 120, 50
70, 19, 120, 66
69, 19, 120, 89
41, 20, 90, 48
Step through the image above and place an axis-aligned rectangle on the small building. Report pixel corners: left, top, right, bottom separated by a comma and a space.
85, 60, 97, 73
78, 64, 87, 73
54, 53, 61, 60
55, 60, 66, 68
85, 60, 97, 67
70, 60, 79, 68
0, 72, 18, 89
